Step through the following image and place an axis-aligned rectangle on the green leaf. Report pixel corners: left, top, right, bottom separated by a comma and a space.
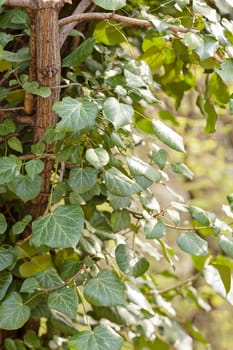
105, 167, 141, 196
68, 167, 98, 193
216, 59, 233, 83
111, 209, 131, 232
219, 235, 233, 258
23, 81, 51, 97
62, 38, 95, 67
150, 149, 168, 170
0, 248, 15, 271
48, 287, 78, 319
177, 232, 208, 256
171, 162, 194, 180
25, 159, 44, 179
0, 156, 21, 184
208, 73, 230, 106
115, 244, 149, 277
93, 0, 126, 10
188, 206, 213, 226
20, 278, 39, 293
144, 219, 166, 239
8, 174, 42, 202
0, 292, 30, 330
54, 97, 99, 132
213, 264, 231, 294
204, 99, 218, 133
0, 272, 12, 301
93, 22, 125, 46
103, 97, 134, 130
12, 215, 31, 235
152, 120, 185, 152
7, 136, 23, 153
30, 205, 84, 248
84, 269, 125, 306
127, 156, 161, 182
35, 268, 64, 289
108, 193, 132, 209
0, 119, 16, 136
0, 213, 7, 234
86, 148, 109, 168
69, 326, 124, 350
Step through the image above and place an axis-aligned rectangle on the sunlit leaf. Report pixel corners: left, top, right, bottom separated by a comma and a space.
152, 120, 185, 152
177, 232, 208, 256
105, 167, 141, 196
103, 97, 134, 129
93, 0, 126, 10
86, 148, 109, 168
219, 235, 233, 259
115, 244, 149, 277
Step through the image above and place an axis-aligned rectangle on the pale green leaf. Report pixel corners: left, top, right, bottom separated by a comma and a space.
0, 156, 21, 184
48, 287, 78, 318
189, 206, 214, 226
105, 167, 141, 196
25, 159, 44, 179
12, 215, 32, 235
0, 272, 12, 301
23, 81, 51, 97
108, 193, 132, 209
69, 326, 124, 350
35, 268, 64, 289
30, 205, 84, 248
7, 136, 23, 153
216, 59, 233, 82
127, 156, 161, 182
93, 0, 126, 10
219, 235, 233, 258
171, 162, 194, 180
0, 248, 15, 271
0, 292, 30, 330
152, 120, 185, 152
68, 167, 98, 193
111, 209, 131, 232
144, 219, 166, 239
115, 244, 149, 277
62, 38, 95, 67
177, 232, 208, 256
213, 264, 231, 295
86, 148, 109, 168
0, 213, 7, 234
103, 97, 134, 129
20, 278, 39, 293
93, 22, 125, 46
84, 269, 125, 306
150, 149, 168, 170
54, 97, 98, 132
8, 174, 42, 202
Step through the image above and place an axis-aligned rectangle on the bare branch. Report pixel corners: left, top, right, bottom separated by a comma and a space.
59, 0, 92, 47
59, 12, 197, 35
3, 0, 31, 7
0, 111, 35, 126
59, 12, 153, 28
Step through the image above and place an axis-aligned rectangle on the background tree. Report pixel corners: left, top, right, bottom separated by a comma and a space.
0, 0, 233, 349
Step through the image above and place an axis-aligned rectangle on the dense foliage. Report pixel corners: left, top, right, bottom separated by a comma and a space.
0, 0, 233, 349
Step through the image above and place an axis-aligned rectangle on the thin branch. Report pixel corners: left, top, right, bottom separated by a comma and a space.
3, 0, 31, 7
59, 12, 154, 28
59, 0, 92, 47
0, 111, 35, 126
157, 273, 201, 295
165, 223, 213, 231
59, 12, 197, 35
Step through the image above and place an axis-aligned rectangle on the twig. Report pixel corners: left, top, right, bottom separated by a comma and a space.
164, 223, 213, 231
59, 0, 92, 47
157, 273, 201, 295
0, 111, 35, 126
59, 12, 197, 35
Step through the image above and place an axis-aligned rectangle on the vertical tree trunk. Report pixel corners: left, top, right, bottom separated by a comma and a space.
28, 0, 64, 218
